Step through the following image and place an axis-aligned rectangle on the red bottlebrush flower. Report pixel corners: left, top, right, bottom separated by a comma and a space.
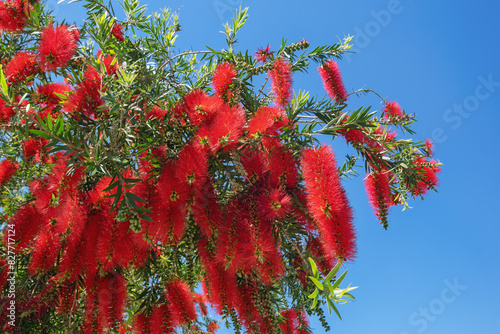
149, 303, 174, 334
111, 23, 125, 42
97, 272, 127, 329
411, 157, 441, 196
365, 168, 394, 228
383, 100, 403, 118
192, 182, 222, 237
258, 188, 292, 220
0, 100, 15, 124
0, 159, 18, 186
301, 146, 357, 262
212, 62, 237, 100
207, 321, 220, 333
36, 82, 71, 105
4, 204, 45, 250
0, 259, 9, 292
165, 279, 197, 326
175, 143, 208, 189
37, 24, 78, 72
0, 0, 30, 32
255, 45, 273, 63
318, 59, 348, 103
247, 106, 289, 138
28, 224, 61, 275
204, 104, 245, 153
181, 90, 224, 126
269, 58, 293, 107
239, 147, 269, 183
425, 138, 434, 156
268, 145, 299, 189
65, 65, 104, 118
4, 51, 38, 83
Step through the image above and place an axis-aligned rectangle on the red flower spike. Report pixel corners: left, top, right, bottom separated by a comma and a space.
318, 59, 348, 103
411, 157, 441, 196
0, 100, 16, 124
111, 23, 125, 42
247, 106, 289, 138
301, 146, 357, 262
165, 279, 197, 326
365, 168, 394, 227
0, 0, 30, 32
97, 272, 127, 329
149, 303, 174, 334
175, 143, 208, 190
212, 62, 237, 100
208, 321, 220, 333
383, 101, 403, 118
182, 89, 224, 126
269, 58, 293, 107
267, 145, 299, 189
4, 51, 38, 84
28, 224, 61, 275
0, 159, 19, 186
206, 104, 245, 153
258, 188, 292, 221
425, 138, 434, 156
38, 24, 79, 72
255, 45, 273, 63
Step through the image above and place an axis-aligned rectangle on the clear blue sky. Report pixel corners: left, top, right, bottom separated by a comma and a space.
52, 0, 500, 333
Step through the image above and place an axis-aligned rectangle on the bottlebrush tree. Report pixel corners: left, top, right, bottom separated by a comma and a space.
0, 0, 440, 333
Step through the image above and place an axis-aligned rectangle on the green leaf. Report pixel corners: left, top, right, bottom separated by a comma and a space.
324, 260, 342, 283
331, 270, 348, 290
327, 297, 342, 320
307, 288, 319, 299
308, 257, 319, 278
29, 130, 52, 139
311, 293, 319, 310
309, 276, 324, 290
0, 67, 8, 97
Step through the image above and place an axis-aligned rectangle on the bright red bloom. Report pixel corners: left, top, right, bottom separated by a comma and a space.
279, 308, 309, 334
318, 59, 348, 102
267, 145, 299, 189
111, 23, 125, 42
200, 104, 245, 153
36, 82, 71, 105
0, 159, 18, 186
301, 146, 357, 262
28, 224, 61, 275
258, 188, 292, 220
247, 106, 289, 138
37, 24, 79, 72
149, 303, 174, 334
212, 62, 237, 100
181, 89, 223, 126
165, 279, 197, 326
365, 168, 394, 228
0, 0, 30, 32
411, 157, 441, 196
0, 100, 15, 124
383, 101, 403, 118
207, 321, 220, 333
96, 272, 127, 329
269, 58, 293, 107
175, 143, 208, 189
4, 51, 38, 83
255, 45, 273, 63
425, 138, 434, 156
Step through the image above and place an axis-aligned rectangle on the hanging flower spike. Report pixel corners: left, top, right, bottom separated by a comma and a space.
111, 23, 125, 42
301, 146, 357, 262
364, 168, 394, 229
0, 159, 19, 186
383, 100, 403, 118
165, 279, 197, 326
212, 62, 238, 100
425, 138, 434, 156
0, 0, 30, 32
411, 157, 441, 196
318, 59, 348, 103
4, 51, 38, 84
37, 24, 79, 72
269, 58, 293, 107
255, 44, 273, 63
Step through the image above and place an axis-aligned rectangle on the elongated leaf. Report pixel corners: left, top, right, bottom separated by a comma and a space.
331, 270, 348, 290
307, 288, 319, 299
308, 257, 319, 278
309, 276, 324, 290
324, 260, 342, 283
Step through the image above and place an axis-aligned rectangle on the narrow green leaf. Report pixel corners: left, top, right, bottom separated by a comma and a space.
311, 293, 319, 309
308, 257, 319, 278
324, 260, 342, 283
30, 129, 52, 139
307, 288, 319, 299
327, 297, 342, 320
309, 276, 324, 290
331, 270, 348, 290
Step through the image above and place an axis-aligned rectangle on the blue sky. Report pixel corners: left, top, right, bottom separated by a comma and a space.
52, 0, 500, 333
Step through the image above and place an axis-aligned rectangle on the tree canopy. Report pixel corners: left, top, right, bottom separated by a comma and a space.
0, 0, 440, 333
